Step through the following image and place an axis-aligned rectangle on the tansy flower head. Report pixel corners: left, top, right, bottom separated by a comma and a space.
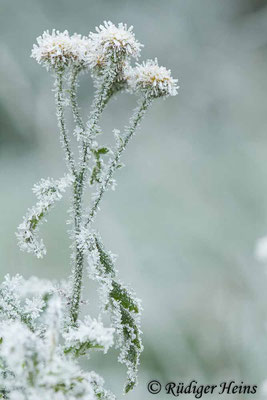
127, 59, 179, 98
31, 30, 92, 71
88, 21, 142, 71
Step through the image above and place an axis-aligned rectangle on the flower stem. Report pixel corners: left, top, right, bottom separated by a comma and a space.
69, 67, 86, 133
85, 95, 152, 227
55, 71, 76, 176
69, 178, 84, 325
69, 68, 117, 324
79, 68, 117, 182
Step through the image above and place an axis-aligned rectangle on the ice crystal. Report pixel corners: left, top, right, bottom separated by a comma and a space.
0, 275, 53, 332
88, 371, 116, 400
73, 125, 84, 142
127, 58, 179, 98
64, 316, 114, 356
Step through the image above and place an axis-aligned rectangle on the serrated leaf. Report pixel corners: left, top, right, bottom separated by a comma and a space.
92, 235, 142, 393
64, 342, 104, 357
110, 282, 139, 313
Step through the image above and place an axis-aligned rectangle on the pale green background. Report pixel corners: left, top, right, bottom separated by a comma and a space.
1, 0, 267, 398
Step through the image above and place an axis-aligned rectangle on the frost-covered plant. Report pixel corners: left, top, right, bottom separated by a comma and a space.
1, 21, 178, 399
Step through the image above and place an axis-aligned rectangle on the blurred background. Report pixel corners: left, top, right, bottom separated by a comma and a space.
2, 0, 267, 398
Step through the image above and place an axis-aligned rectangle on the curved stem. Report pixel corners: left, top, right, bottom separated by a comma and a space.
85, 96, 152, 227
55, 72, 76, 176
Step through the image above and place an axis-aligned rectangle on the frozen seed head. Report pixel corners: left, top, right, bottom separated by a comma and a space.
88, 21, 142, 70
127, 58, 179, 98
31, 30, 92, 70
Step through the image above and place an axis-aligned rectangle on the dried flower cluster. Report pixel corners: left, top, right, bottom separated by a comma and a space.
1, 21, 178, 399
88, 21, 142, 74
31, 22, 178, 96
31, 30, 92, 70
127, 59, 179, 97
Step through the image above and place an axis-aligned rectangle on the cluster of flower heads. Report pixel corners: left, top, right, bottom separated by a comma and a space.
31, 21, 178, 98
0, 275, 115, 400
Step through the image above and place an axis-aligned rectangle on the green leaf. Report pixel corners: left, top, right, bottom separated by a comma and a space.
64, 342, 103, 357
92, 147, 109, 160
93, 235, 142, 393
110, 281, 139, 313
95, 238, 116, 277
96, 147, 109, 155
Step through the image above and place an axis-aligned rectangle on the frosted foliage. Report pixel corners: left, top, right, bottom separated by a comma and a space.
83, 233, 143, 393
64, 316, 114, 356
6, 20, 178, 400
0, 275, 113, 399
16, 174, 73, 258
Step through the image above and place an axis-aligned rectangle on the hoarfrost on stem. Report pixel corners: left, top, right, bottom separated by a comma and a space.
1, 20, 178, 399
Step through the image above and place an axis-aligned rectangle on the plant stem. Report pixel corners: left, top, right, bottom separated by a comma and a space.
85, 96, 152, 227
55, 71, 76, 176
79, 69, 116, 186
69, 178, 84, 325
69, 68, 86, 133
69, 68, 117, 324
